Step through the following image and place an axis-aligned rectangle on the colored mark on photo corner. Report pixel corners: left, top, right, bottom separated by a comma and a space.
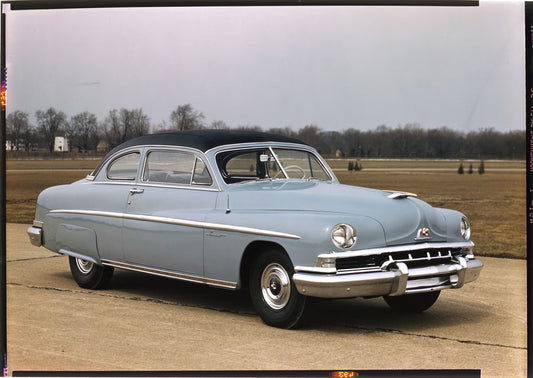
1, 67, 6, 111
2, 353, 7, 377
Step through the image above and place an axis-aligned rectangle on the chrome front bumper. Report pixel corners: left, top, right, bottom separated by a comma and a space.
293, 257, 483, 298
27, 221, 43, 247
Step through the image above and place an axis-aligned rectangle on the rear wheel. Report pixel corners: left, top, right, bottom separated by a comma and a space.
69, 256, 114, 289
249, 249, 306, 329
383, 291, 440, 312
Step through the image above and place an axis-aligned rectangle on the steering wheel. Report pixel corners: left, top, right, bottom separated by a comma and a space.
273, 165, 306, 179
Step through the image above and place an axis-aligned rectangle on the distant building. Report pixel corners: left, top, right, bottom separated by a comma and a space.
6, 140, 15, 150
54, 136, 69, 152
96, 140, 109, 153
5, 140, 31, 151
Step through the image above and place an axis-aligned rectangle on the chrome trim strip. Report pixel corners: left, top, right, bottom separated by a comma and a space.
269, 147, 289, 179
33, 220, 43, 228
207, 141, 313, 155
137, 182, 220, 192
317, 241, 474, 260
100, 259, 237, 289
49, 209, 301, 240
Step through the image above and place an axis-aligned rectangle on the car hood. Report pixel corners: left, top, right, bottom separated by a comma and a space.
225, 180, 449, 246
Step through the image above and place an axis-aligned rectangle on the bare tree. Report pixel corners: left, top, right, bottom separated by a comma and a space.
67, 111, 100, 152
298, 124, 321, 148
210, 120, 229, 130
35, 107, 67, 153
129, 108, 150, 136
104, 108, 150, 148
170, 104, 205, 130
22, 127, 39, 153
6, 111, 30, 151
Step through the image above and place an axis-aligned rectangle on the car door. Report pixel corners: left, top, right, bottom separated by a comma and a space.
90, 150, 142, 262
122, 149, 218, 276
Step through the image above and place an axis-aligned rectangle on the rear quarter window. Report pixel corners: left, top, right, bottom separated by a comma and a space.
107, 152, 141, 180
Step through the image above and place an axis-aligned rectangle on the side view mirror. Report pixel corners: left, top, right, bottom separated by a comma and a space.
259, 154, 273, 163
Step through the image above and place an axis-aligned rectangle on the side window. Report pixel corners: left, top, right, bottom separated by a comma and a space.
107, 152, 140, 180
224, 151, 258, 177
143, 151, 211, 186
192, 158, 213, 186
217, 149, 279, 183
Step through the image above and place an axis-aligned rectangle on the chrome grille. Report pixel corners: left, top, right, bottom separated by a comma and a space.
335, 247, 465, 271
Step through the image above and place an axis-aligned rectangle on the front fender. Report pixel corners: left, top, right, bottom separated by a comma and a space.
203, 209, 386, 285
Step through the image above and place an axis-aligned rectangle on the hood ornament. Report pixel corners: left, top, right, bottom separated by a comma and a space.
416, 227, 431, 240
384, 190, 418, 199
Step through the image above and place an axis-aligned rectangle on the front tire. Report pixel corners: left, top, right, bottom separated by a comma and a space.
249, 249, 306, 329
383, 290, 440, 312
69, 256, 114, 289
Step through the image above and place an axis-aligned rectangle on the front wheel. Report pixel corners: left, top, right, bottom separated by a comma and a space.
69, 256, 114, 290
249, 250, 306, 329
383, 290, 441, 312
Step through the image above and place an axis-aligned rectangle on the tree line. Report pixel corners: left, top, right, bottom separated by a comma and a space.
5, 104, 525, 159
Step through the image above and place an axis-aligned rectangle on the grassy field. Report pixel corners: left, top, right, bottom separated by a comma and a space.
6, 158, 526, 259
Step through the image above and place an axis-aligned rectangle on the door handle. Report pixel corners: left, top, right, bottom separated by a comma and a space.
129, 188, 144, 195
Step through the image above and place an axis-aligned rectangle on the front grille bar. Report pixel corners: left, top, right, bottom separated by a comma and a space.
336, 248, 464, 272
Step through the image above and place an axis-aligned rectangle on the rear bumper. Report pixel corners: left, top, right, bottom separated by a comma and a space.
27, 222, 43, 247
293, 257, 483, 298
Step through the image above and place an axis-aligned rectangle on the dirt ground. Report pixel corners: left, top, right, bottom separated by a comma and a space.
6, 158, 526, 258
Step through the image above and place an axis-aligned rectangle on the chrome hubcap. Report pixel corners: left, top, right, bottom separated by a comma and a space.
261, 263, 291, 310
76, 258, 94, 274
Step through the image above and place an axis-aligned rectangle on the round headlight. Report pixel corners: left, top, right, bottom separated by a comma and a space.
460, 217, 471, 240
331, 224, 357, 249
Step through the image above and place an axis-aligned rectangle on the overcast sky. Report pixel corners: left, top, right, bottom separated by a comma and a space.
4, 1, 526, 132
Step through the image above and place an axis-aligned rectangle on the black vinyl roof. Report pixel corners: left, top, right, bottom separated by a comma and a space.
115, 129, 306, 152
93, 130, 306, 175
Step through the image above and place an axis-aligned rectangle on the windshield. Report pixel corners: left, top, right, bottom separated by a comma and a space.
216, 147, 332, 184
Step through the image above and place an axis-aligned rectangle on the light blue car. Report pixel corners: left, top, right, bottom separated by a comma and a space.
27, 130, 483, 328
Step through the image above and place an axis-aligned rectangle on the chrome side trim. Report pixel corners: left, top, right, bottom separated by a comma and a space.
100, 259, 237, 289
33, 220, 44, 228
49, 209, 301, 240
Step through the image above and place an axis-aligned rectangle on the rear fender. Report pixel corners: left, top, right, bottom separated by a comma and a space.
55, 223, 102, 264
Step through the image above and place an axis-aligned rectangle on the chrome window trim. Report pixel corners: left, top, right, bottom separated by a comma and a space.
48, 209, 301, 240
206, 141, 310, 155
100, 259, 237, 289
139, 145, 221, 192
137, 182, 220, 192
91, 144, 205, 177
89, 181, 220, 192
105, 150, 142, 181
268, 147, 289, 179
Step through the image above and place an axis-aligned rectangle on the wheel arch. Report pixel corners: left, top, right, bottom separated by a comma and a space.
239, 240, 290, 289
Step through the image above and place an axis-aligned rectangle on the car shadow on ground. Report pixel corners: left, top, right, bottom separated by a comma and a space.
56, 267, 489, 331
